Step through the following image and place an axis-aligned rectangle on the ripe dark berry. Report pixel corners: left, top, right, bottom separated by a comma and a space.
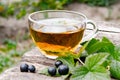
55, 60, 63, 68
28, 65, 36, 73
20, 63, 28, 72
48, 67, 56, 76
58, 64, 69, 75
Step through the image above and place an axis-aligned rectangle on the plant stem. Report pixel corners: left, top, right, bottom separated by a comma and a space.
78, 58, 85, 65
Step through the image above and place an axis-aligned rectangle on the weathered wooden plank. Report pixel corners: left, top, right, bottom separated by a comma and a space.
0, 22, 119, 80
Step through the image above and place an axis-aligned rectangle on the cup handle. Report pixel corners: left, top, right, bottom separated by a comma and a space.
82, 20, 98, 42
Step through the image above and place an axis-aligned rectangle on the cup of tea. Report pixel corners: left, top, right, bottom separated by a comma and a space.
28, 10, 98, 59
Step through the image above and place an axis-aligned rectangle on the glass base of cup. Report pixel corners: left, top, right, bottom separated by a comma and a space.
38, 48, 58, 59
43, 54, 58, 59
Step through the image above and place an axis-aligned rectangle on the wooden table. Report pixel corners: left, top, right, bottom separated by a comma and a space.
0, 22, 120, 80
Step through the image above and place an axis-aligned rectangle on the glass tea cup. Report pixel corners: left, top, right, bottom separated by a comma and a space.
28, 10, 98, 59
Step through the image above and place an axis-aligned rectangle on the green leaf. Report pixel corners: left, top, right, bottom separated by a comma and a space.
71, 66, 89, 80
100, 37, 115, 54
85, 38, 102, 54
112, 45, 120, 61
85, 37, 115, 55
85, 38, 99, 49
107, 45, 120, 79
110, 60, 120, 79
71, 66, 110, 80
39, 67, 49, 76
86, 41, 103, 54
85, 53, 109, 70
57, 54, 75, 71
71, 53, 110, 80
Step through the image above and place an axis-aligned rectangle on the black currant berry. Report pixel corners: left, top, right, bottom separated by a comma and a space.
58, 64, 69, 75
55, 60, 63, 68
20, 63, 28, 72
48, 67, 56, 76
28, 65, 36, 73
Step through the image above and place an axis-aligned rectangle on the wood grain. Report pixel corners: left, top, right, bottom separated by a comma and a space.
0, 22, 119, 80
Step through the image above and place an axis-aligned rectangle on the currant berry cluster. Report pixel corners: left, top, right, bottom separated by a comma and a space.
48, 60, 69, 76
20, 63, 36, 73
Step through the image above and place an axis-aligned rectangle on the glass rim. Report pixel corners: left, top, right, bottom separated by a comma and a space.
28, 10, 87, 24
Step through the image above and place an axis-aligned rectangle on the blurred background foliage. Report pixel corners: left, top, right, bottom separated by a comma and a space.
79, 0, 117, 6
0, 39, 22, 72
0, 0, 117, 73
0, 0, 117, 19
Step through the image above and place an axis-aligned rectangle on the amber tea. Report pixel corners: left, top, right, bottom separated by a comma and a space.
30, 18, 85, 58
